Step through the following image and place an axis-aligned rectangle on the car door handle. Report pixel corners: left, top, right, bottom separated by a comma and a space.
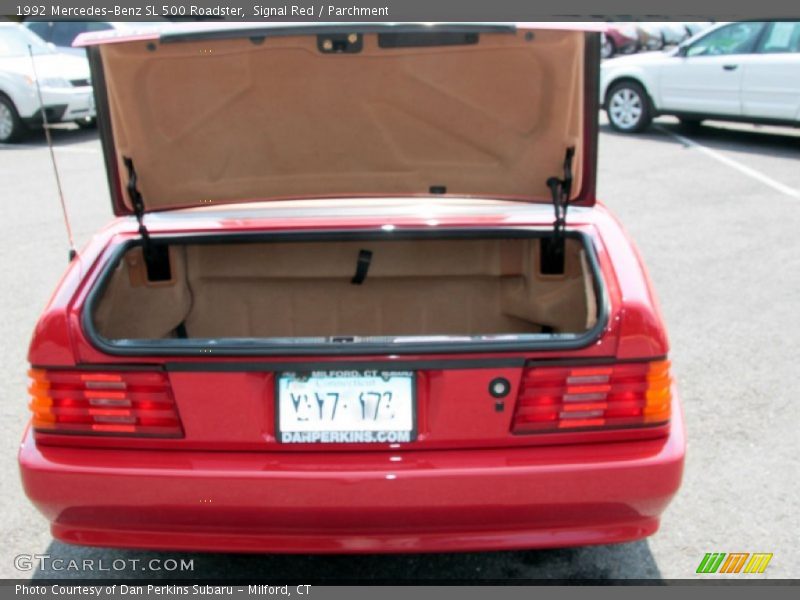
723, 64, 739, 71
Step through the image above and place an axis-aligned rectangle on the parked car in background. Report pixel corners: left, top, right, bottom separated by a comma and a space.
24, 21, 165, 56
602, 22, 717, 60
684, 21, 715, 37
657, 23, 692, 47
635, 23, 666, 51
601, 23, 639, 58
601, 21, 800, 132
0, 22, 95, 142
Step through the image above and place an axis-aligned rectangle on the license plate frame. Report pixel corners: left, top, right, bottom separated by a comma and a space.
276, 369, 417, 444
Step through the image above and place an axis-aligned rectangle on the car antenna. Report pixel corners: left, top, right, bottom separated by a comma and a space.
27, 44, 77, 262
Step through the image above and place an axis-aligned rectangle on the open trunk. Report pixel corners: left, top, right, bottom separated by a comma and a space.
88, 233, 601, 351
76, 24, 605, 354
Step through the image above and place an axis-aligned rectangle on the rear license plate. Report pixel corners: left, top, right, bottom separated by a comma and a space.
277, 370, 415, 444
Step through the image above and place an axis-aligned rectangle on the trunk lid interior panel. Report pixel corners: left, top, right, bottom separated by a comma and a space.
81, 24, 599, 214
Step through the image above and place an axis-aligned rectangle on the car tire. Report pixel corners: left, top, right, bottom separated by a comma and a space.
0, 94, 26, 144
76, 117, 97, 129
601, 35, 616, 59
606, 81, 652, 133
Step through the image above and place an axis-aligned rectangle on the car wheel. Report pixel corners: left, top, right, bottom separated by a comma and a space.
601, 35, 616, 59
0, 95, 26, 143
606, 81, 652, 133
75, 117, 97, 129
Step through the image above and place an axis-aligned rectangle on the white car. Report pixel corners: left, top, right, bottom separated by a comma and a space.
600, 21, 800, 132
0, 23, 96, 143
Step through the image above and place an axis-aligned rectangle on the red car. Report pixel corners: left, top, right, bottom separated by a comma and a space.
19, 23, 684, 554
601, 23, 640, 58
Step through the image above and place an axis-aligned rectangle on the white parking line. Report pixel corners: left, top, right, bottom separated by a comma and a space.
655, 125, 800, 199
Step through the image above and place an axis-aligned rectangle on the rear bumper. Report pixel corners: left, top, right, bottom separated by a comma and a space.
17, 87, 96, 124
19, 397, 685, 554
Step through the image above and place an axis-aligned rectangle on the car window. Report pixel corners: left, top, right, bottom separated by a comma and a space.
757, 21, 800, 53
51, 22, 89, 47
26, 22, 52, 43
0, 26, 54, 57
686, 22, 764, 57
85, 22, 115, 32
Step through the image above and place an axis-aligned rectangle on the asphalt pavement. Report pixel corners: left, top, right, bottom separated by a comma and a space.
1, 115, 798, 580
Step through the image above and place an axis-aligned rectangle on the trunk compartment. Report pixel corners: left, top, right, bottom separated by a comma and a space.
87, 231, 603, 353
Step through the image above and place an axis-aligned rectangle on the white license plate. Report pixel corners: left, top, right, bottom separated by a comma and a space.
277, 370, 415, 444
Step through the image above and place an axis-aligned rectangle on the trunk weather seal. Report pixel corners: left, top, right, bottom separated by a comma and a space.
81, 228, 610, 357
158, 24, 517, 45
87, 45, 127, 217
576, 31, 600, 206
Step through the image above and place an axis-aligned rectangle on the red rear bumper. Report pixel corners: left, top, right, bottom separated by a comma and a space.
19, 396, 684, 554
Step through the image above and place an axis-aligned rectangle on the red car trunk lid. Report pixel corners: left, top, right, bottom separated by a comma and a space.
78, 23, 600, 216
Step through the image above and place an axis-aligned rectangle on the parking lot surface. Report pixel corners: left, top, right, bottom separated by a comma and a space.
1, 115, 799, 580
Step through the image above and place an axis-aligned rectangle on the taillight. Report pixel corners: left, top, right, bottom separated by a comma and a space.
512, 360, 671, 434
28, 369, 183, 437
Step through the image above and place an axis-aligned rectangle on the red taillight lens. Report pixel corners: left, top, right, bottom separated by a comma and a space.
28, 369, 183, 437
512, 360, 671, 434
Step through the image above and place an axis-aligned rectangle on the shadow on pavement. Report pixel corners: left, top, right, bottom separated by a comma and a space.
32, 539, 662, 581
600, 119, 800, 161
0, 123, 99, 149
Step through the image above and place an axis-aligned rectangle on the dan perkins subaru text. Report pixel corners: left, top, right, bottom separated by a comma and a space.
15, 585, 310, 596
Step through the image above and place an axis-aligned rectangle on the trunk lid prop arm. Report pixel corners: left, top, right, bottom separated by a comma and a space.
120, 157, 176, 283
122, 156, 153, 260
546, 146, 575, 240
541, 146, 575, 274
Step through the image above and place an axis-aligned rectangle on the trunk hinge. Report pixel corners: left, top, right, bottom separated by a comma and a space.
122, 157, 172, 281
541, 147, 575, 274
123, 156, 151, 253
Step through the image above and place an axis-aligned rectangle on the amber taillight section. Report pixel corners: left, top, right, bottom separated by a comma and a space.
28, 369, 183, 437
511, 360, 671, 433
